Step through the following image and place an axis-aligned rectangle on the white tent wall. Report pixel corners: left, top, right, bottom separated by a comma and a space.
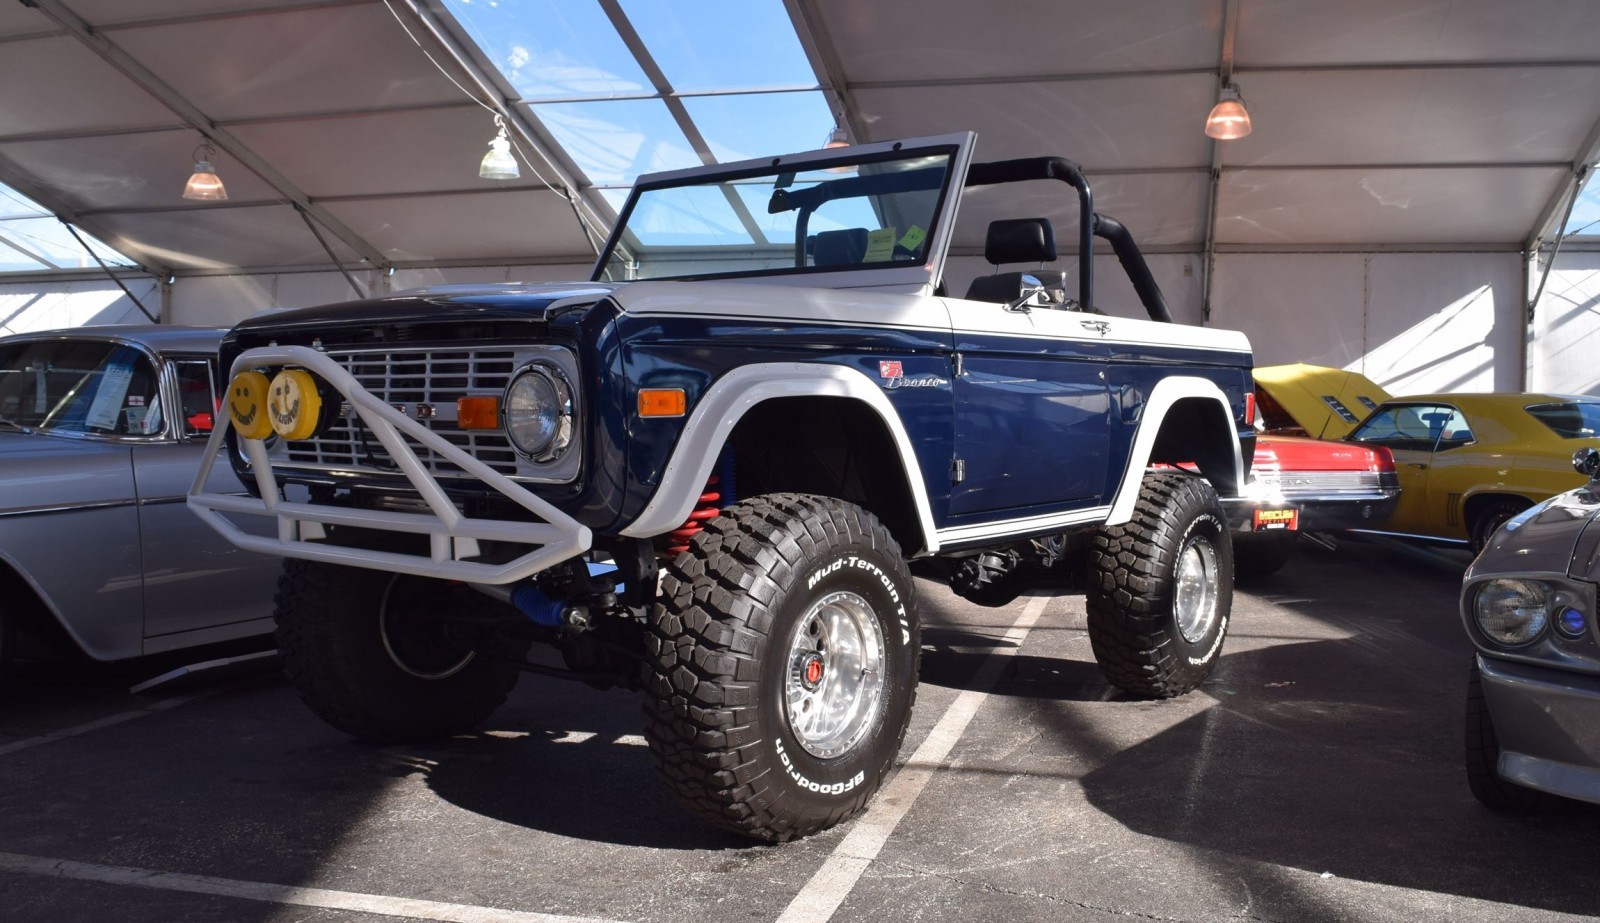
1528, 251, 1600, 396
1213, 251, 1524, 394
0, 279, 158, 334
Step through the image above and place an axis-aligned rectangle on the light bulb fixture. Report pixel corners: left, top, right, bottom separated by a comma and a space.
479, 114, 520, 180
824, 124, 850, 149
1205, 83, 1252, 140
181, 141, 229, 201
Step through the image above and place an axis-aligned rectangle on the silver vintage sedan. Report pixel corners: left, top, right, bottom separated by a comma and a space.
0, 326, 279, 678
1461, 447, 1600, 809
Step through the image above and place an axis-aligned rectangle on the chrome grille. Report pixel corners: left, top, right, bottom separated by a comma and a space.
283, 347, 521, 477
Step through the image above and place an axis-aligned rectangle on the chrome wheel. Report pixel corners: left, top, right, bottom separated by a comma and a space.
378, 576, 475, 680
784, 591, 887, 759
1174, 535, 1221, 644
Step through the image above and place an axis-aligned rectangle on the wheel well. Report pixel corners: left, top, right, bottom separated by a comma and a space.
0, 560, 76, 655
1146, 396, 1241, 496
1463, 492, 1531, 529
726, 397, 925, 554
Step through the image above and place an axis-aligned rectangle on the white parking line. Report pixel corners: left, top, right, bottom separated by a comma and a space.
0, 851, 630, 923
776, 594, 1053, 923
0, 690, 216, 758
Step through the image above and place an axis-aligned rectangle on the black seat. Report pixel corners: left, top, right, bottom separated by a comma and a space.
963, 218, 1065, 303
811, 228, 869, 267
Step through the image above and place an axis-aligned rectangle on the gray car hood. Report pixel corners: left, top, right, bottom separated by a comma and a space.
1473, 483, 1600, 580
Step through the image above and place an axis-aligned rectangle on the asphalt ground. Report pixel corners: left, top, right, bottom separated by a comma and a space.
2, 535, 1598, 923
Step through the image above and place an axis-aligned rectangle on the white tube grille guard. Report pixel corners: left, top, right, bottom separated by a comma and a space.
187, 345, 592, 585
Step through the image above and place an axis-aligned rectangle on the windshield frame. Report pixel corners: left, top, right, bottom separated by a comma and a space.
590, 132, 975, 292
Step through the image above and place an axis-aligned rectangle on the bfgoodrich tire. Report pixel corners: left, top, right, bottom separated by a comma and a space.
1465, 662, 1543, 811
644, 493, 920, 842
275, 560, 524, 743
1087, 472, 1233, 698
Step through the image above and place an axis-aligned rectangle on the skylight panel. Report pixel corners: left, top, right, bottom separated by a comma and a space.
618, 0, 819, 93
0, 182, 135, 274
1563, 168, 1600, 238
682, 91, 835, 164
443, 0, 650, 100
528, 98, 700, 186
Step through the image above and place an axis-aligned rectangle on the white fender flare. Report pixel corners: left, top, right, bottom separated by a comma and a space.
1104, 376, 1245, 526
619, 363, 940, 554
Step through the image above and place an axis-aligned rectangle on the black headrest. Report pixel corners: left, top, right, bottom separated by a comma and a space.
984, 218, 1056, 265
812, 228, 868, 266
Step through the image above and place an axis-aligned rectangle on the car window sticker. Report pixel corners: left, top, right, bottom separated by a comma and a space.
84, 361, 134, 431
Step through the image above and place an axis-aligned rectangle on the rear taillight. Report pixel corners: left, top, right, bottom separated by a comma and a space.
1244, 392, 1257, 426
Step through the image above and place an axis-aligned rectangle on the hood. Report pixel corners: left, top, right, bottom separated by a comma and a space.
1254, 363, 1392, 440
1469, 484, 1600, 580
227, 282, 619, 351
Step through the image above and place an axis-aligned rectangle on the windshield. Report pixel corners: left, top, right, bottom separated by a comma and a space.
595, 146, 956, 282
0, 339, 163, 436
1526, 401, 1600, 439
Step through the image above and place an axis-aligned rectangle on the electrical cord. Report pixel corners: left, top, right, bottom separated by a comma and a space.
379, 0, 608, 253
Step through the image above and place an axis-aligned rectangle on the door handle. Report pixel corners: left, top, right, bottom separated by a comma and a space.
1080, 320, 1110, 336
1407, 462, 1427, 469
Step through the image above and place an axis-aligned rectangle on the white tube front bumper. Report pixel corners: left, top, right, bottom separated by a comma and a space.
186, 345, 592, 585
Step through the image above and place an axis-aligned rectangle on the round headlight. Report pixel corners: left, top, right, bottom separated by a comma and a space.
1474, 579, 1549, 647
504, 364, 573, 461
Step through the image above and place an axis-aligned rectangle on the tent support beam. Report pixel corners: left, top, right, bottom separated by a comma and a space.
1200, 0, 1240, 326
25, 0, 390, 271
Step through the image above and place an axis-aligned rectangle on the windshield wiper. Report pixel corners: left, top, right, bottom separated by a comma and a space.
0, 413, 34, 434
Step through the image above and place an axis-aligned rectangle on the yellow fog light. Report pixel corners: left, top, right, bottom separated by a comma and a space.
268, 368, 325, 441
227, 370, 272, 440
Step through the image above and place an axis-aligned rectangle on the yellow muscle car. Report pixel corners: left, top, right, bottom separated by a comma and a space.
1254, 364, 1600, 551
1343, 394, 1600, 549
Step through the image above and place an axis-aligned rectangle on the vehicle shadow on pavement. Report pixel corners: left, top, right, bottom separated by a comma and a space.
1060, 634, 1600, 917
404, 689, 757, 852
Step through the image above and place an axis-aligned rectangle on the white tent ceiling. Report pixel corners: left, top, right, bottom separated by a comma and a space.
1, 0, 1598, 280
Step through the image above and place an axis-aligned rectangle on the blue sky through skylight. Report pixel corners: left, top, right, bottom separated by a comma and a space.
1564, 169, 1600, 238
0, 181, 135, 274
442, 0, 831, 190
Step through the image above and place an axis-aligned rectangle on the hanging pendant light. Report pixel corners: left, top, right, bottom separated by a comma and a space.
182, 141, 229, 201
479, 114, 520, 180
1205, 84, 1253, 140
824, 124, 850, 149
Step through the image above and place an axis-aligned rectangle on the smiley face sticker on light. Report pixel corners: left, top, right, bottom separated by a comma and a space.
267, 368, 323, 441
227, 370, 273, 440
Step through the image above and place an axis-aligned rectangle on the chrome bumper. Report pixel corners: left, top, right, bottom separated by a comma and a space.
1222, 487, 1400, 533
186, 345, 592, 585
1479, 653, 1600, 805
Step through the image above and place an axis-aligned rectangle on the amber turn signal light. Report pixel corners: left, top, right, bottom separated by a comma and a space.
638, 388, 687, 418
457, 395, 500, 429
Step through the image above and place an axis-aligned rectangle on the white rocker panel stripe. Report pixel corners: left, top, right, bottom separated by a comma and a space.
619, 363, 941, 554
936, 506, 1112, 546
1104, 376, 1245, 527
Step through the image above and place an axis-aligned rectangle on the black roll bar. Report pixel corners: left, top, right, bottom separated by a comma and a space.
1092, 214, 1172, 323
965, 158, 1094, 308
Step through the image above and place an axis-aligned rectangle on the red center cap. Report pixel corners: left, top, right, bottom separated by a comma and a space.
804, 656, 825, 685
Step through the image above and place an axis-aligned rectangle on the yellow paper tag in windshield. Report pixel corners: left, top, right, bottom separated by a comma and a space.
898, 225, 927, 252
864, 227, 897, 262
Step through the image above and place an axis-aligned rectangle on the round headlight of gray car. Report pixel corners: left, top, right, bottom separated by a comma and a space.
504, 363, 573, 461
1474, 579, 1549, 647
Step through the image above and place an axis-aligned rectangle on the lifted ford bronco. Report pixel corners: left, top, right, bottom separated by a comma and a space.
190, 133, 1254, 842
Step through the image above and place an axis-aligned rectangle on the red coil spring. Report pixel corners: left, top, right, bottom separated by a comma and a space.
659, 474, 721, 556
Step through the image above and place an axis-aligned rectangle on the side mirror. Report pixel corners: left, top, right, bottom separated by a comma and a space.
1004, 274, 1049, 313
1574, 447, 1600, 480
